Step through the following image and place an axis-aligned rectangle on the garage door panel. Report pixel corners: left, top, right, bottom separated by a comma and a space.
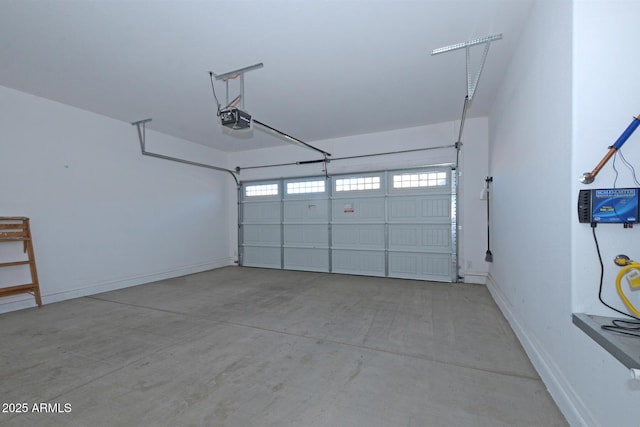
388, 224, 452, 252
332, 198, 385, 222
388, 252, 452, 281
240, 182, 282, 269
283, 248, 329, 272
332, 224, 384, 249
421, 197, 451, 220
243, 202, 281, 224
284, 224, 329, 246
332, 249, 386, 277
388, 196, 451, 223
284, 200, 329, 223
243, 224, 281, 245
242, 246, 281, 269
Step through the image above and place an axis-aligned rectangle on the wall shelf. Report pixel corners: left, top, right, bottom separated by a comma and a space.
572, 313, 640, 369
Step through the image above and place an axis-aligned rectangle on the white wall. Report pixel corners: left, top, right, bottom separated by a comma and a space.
229, 117, 490, 283
488, 0, 640, 426
0, 86, 236, 313
572, 0, 640, 315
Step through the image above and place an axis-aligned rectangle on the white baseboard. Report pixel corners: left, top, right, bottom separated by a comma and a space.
0, 258, 234, 314
485, 273, 595, 427
462, 271, 488, 284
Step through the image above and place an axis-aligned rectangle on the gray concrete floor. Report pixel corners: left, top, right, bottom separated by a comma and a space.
0, 267, 567, 427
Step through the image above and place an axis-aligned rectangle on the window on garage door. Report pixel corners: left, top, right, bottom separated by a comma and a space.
392, 171, 447, 189
286, 180, 325, 194
335, 176, 381, 192
244, 183, 279, 197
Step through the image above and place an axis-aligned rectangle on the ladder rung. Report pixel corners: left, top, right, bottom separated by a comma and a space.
0, 224, 27, 230
0, 283, 36, 297
0, 232, 29, 241
0, 260, 31, 267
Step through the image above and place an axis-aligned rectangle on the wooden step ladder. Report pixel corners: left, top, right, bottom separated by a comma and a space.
0, 217, 42, 307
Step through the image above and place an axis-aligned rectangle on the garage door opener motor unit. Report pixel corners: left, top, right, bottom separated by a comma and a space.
219, 108, 252, 130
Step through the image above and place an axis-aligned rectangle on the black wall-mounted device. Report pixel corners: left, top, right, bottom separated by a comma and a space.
578, 188, 640, 224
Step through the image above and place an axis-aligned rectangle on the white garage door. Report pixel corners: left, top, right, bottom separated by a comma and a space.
239, 166, 457, 282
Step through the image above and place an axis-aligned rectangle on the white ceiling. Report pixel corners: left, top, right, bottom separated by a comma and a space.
0, 0, 534, 153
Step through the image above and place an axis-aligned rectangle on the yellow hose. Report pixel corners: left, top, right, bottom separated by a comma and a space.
616, 261, 640, 317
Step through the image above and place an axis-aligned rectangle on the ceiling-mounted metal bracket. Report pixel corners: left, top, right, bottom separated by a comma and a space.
431, 33, 502, 101
211, 62, 263, 110
132, 118, 153, 153
130, 118, 239, 185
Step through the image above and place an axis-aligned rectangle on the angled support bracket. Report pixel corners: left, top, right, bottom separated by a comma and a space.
131, 118, 238, 185
432, 34, 502, 168
431, 33, 502, 101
